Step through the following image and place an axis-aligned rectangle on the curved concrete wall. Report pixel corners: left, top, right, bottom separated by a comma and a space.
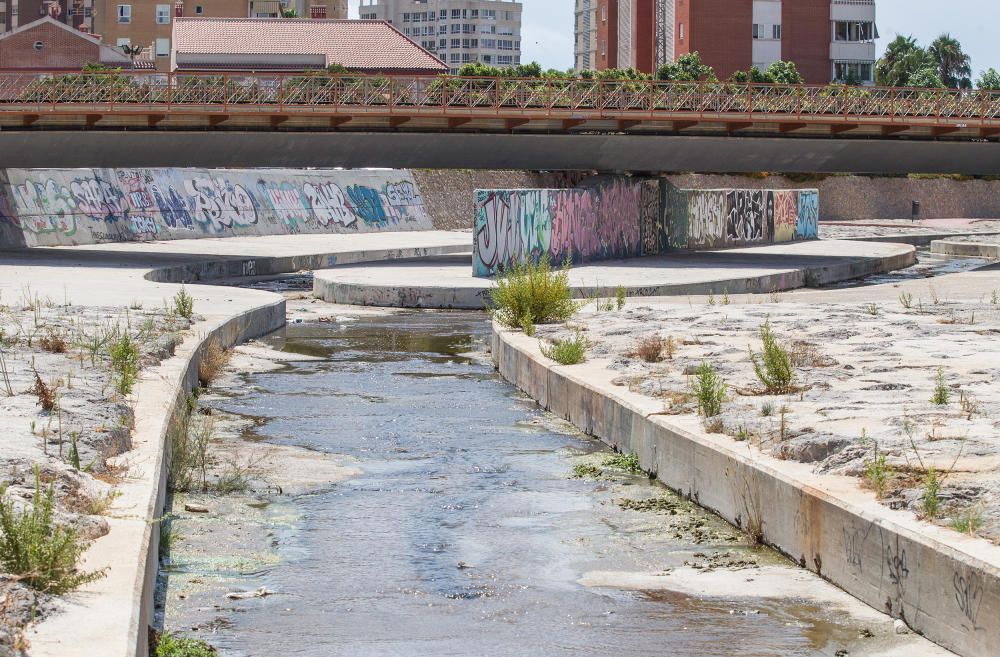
0, 168, 432, 247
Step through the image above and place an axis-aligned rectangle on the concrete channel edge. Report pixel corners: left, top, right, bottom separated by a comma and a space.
490, 326, 1000, 657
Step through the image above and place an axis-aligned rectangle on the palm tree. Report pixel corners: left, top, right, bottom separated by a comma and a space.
876, 35, 926, 87
928, 34, 972, 89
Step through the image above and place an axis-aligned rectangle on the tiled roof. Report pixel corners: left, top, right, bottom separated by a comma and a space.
172, 18, 448, 72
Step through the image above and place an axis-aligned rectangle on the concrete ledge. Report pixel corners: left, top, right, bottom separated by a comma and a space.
314, 241, 917, 309
491, 326, 1000, 657
931, 239, 1000, 259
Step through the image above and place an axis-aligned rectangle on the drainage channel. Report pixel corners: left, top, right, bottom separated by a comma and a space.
156, 296, 944, 656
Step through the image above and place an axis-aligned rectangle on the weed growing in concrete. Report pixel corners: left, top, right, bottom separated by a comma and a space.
992, 290, 998, 306
109, 331, 140, 397
572, 463, 602, 479
0, 347, 12, 396
749, 319, 795, 394
540, 332, 588, 366
603, 451, 642, 474
929, 284, 940, 305
760, 401, 774, 417
38, 328, 68, 354
197, 342, 230, 387
0, 469, 107, 594
951, 507, 984, 536
615, 285, 626, 311
518, 313, 535, 337
898, 291, 914, 309
930, 368, 950, 406
778, 405, 790, 441
31, 371, 57, 412
635, 335, 666, 363
488, 257, 578, 329
921, 468, 941, 520
155, 632, 218, 657
863, 444, 893, 499
664, 336, 676, 360
722, 289, 731, 305
173, 286, 195, 320
707, 292, 716, 306
692, 362, 726, 417
865, 303, 880, 316
959, 391, 981, 419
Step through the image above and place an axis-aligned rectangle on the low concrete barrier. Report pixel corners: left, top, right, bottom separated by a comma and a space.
491, 326, 1000, 657
0, 168, 433, 247
931, 239, 1000, 259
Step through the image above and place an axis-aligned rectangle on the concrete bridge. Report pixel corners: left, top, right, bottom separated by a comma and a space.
1, 72, 1000, 173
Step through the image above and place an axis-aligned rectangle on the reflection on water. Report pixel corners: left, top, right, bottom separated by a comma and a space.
165, 311, 862, 657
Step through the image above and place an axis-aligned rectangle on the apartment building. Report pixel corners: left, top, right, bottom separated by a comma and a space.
89, 0, 346, 71
2, 0, 96, 34
359, 0, 522, 73
577, 0, 877, 84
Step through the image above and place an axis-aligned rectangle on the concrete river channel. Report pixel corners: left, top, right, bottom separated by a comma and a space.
157, 302, 929, 657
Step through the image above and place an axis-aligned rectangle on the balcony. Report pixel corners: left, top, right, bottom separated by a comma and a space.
831, 0, 876, 22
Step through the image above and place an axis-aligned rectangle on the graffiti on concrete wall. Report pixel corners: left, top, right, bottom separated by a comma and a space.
687, 190, 727, 249
473, 189, 552, 277
726, 190, 767, 244
549, 178, 642, 265
772, 191, 798, 243
640, 180, 666, 256
2, 168, 434, 247
796, 190, 819, 240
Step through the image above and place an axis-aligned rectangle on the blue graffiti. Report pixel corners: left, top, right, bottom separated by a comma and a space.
346, 185, 389, 226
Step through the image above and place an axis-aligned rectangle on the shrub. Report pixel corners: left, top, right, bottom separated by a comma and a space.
930, 368, 950, 406
38, 329, 68, 354
0, 470, 107, 594
615, 285, 626, 311
109, 331, 140, 396
899, 291, 914, 309
540, 332, 588, 365
635, 335, 665, 363
603, 451, 642, 474
172, 286, 195, 321
749, 319, 795, 393
156, 632, 218, 657
951, 507, 984, 536
488, 257, 578, 329
692, 362, 726, 417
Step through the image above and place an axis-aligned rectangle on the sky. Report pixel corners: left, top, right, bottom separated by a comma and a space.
350, 1, 1000, 76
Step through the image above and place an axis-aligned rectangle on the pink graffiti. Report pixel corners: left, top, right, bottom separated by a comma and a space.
550, 180, 641, 263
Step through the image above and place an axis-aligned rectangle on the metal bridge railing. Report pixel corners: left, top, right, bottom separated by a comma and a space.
1, 71, 998, 125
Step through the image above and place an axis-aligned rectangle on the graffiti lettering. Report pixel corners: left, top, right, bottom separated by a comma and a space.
184, 176, 258, 230
688, 190, 727, 248
346, 185, 390, 226
953, 570, 984, 632
303, 182, 355, 227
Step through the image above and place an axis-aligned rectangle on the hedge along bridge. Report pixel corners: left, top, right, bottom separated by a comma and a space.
3, 72, 1000, 173
473, 179, 818, 277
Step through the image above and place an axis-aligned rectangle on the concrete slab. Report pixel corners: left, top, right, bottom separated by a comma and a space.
314, 240, 916, 309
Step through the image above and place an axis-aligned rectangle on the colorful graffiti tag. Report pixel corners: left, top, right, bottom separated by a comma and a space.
1, 168, 433, 247
472, 178, 820, 277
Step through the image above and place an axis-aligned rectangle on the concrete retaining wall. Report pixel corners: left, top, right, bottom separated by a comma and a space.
473, 177, 819, 277
0, 168, 433, 247
931, 239, 1000, 259
491, 327, 1000, 657
666, 173, 1000, 222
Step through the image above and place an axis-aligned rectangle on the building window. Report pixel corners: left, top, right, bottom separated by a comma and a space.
33, 40, 44, 50
195, 5, 203, 14
678, 23, 684, 42
834, 61, 874, 83
753, 24, 779, 40
601, 4, 606, 22
155, 37, 169, 56
835, 21, 876, 43
773, 24, 781, 40
310, 5, 326, 18
156, 4, 169, 24
117, 4, 131, 23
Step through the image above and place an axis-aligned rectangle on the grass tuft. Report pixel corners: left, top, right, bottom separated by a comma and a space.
540, 332, 588, 365
156, 632, 218, 657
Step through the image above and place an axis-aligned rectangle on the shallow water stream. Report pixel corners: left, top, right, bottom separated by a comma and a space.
160, 311, 901, 657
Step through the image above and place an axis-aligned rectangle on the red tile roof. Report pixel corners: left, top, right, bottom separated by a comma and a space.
172, 18, 447, 73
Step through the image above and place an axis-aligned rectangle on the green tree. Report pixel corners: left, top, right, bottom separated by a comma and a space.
977, 68, 1000, 90
928, 34, 972, 89
656, 52, 716, 82
907, 66, 946, 89
764, 60, 804, 84
876, 35, 929, 87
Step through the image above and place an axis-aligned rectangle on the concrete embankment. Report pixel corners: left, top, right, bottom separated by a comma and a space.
931, 238, 1000, 259
490, 326, 1000, 657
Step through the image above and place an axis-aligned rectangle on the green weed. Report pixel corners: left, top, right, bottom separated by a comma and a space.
921, 468, 941, 520
749, 319, 795, 393
488, 257, 579, 329
173, 286, 195, 320
109, 331, 140, 396
951, 507, 984, 536
156, 632, 217, 657
863, 444, 893, 500
540, 332, 588, 365
692, 362, 726, 417
603, 451, 642, 474
930, 367, 950, 406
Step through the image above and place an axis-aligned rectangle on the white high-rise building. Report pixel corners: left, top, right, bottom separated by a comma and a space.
359, 0, 522, 74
